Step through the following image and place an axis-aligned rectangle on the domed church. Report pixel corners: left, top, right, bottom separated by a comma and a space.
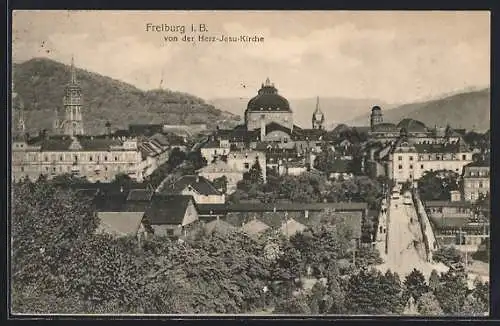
245, 78, 294, 131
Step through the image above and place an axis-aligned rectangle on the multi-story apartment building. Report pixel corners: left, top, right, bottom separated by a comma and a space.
12, 134, 145, 182
386, 137, 473, 183
462, 160, 490, 202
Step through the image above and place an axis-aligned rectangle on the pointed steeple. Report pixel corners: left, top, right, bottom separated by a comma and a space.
314, 96, 322, 114
70, 55, 77, 84
312, 96, 325, 129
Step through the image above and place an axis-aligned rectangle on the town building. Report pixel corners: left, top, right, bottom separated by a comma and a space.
462, 160, 490, 202
167, 175, 225, 204
142, 195, 199, 238
197, 160, 245, 194
198, 79, 328, 180
12, 134, 146, 183
382, 134, 473, 184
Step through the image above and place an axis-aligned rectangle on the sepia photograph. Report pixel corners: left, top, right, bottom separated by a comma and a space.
10, 10, 490, 316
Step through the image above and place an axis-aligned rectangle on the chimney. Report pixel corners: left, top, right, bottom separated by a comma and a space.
260, 117, 266, 141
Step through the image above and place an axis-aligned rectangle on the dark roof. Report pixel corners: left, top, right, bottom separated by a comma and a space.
464, 160, 490, 168
170, 175, 222, 196
76, 188, 99, 198
397, 118, 428, 132
94, 192, 129, 211
196, 203, 229, 215
256, 122, 292, 136
424, 201, 473, 208
246, 80, 291, 112
127, 189, 154, 201
371, 123, 399, 132
414, 142, 469, 153
27, 135, 126, 152
226, 202, 368, 213
144, 195, 194, 225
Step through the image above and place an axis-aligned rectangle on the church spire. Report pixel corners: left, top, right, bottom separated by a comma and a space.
70, 55, 77, 84
312, 96, 325, 130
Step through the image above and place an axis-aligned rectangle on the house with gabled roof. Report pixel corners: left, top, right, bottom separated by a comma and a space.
142, 195, 199, 238
167, 174, 225, 204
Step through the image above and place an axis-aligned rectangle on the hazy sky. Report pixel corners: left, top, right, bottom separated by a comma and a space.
13, 10, 490, 103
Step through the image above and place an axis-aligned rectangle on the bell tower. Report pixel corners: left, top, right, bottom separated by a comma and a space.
63, 56, 84, 136
312, 96, 325, 129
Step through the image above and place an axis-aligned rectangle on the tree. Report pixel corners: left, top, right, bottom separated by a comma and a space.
12, 179, 98, 300
417, 292, 444, 315
403, 268, 429, 302
245, 157, 264, 184
345, 268, 402, 315
186, 149, 207, 170
418, 170, 459, 201
435, 270, 468, 314
432, 246, 463, 267
274, 295, 311, 314
354, 245, 383, 269
428, 269, 441, 293
460, 294, 488, 316
167, 147, 187, 168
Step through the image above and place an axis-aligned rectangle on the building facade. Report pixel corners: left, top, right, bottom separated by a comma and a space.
462, 161, 490, 202
12, 135, 145, 183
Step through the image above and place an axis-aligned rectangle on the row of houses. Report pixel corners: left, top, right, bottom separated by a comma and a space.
89, 187, 366, 244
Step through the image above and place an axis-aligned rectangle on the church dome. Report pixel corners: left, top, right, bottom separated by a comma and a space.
246, 78, 291, 113
397, 118, 427, 132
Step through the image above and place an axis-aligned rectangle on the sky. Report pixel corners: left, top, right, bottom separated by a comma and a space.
12, 11, 490, 104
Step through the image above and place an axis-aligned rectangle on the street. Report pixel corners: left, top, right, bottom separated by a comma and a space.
377, 193, 448, 278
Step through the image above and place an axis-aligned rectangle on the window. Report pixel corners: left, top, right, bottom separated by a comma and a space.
74, 155, 78, 161
462, 154, 466, 160
59, 155, 63, 161
105, 166, 108, 171
479, 182, 483, 188
398, 164, 403, 170
244, 163, 250, 169
21, 166, 24, 172
90, 156, 93, 161
398, 156, 403, 161
420, 164, 424, 169
409, 156, 413, 161
115, 156, 118, 161
44, 156, 48, 161
104, 156, 108, 161
409, 165, 413, 169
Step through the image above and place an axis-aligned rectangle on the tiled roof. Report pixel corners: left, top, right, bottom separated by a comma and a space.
96, 212, 144, 236
144, 195, 194, 225
27, 135, 127, 152
170, 175, 222, 196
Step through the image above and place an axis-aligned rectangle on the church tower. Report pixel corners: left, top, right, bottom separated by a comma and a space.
312, 96, 325, 129
370, 105, 383, 131
62, 56, 84, 136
